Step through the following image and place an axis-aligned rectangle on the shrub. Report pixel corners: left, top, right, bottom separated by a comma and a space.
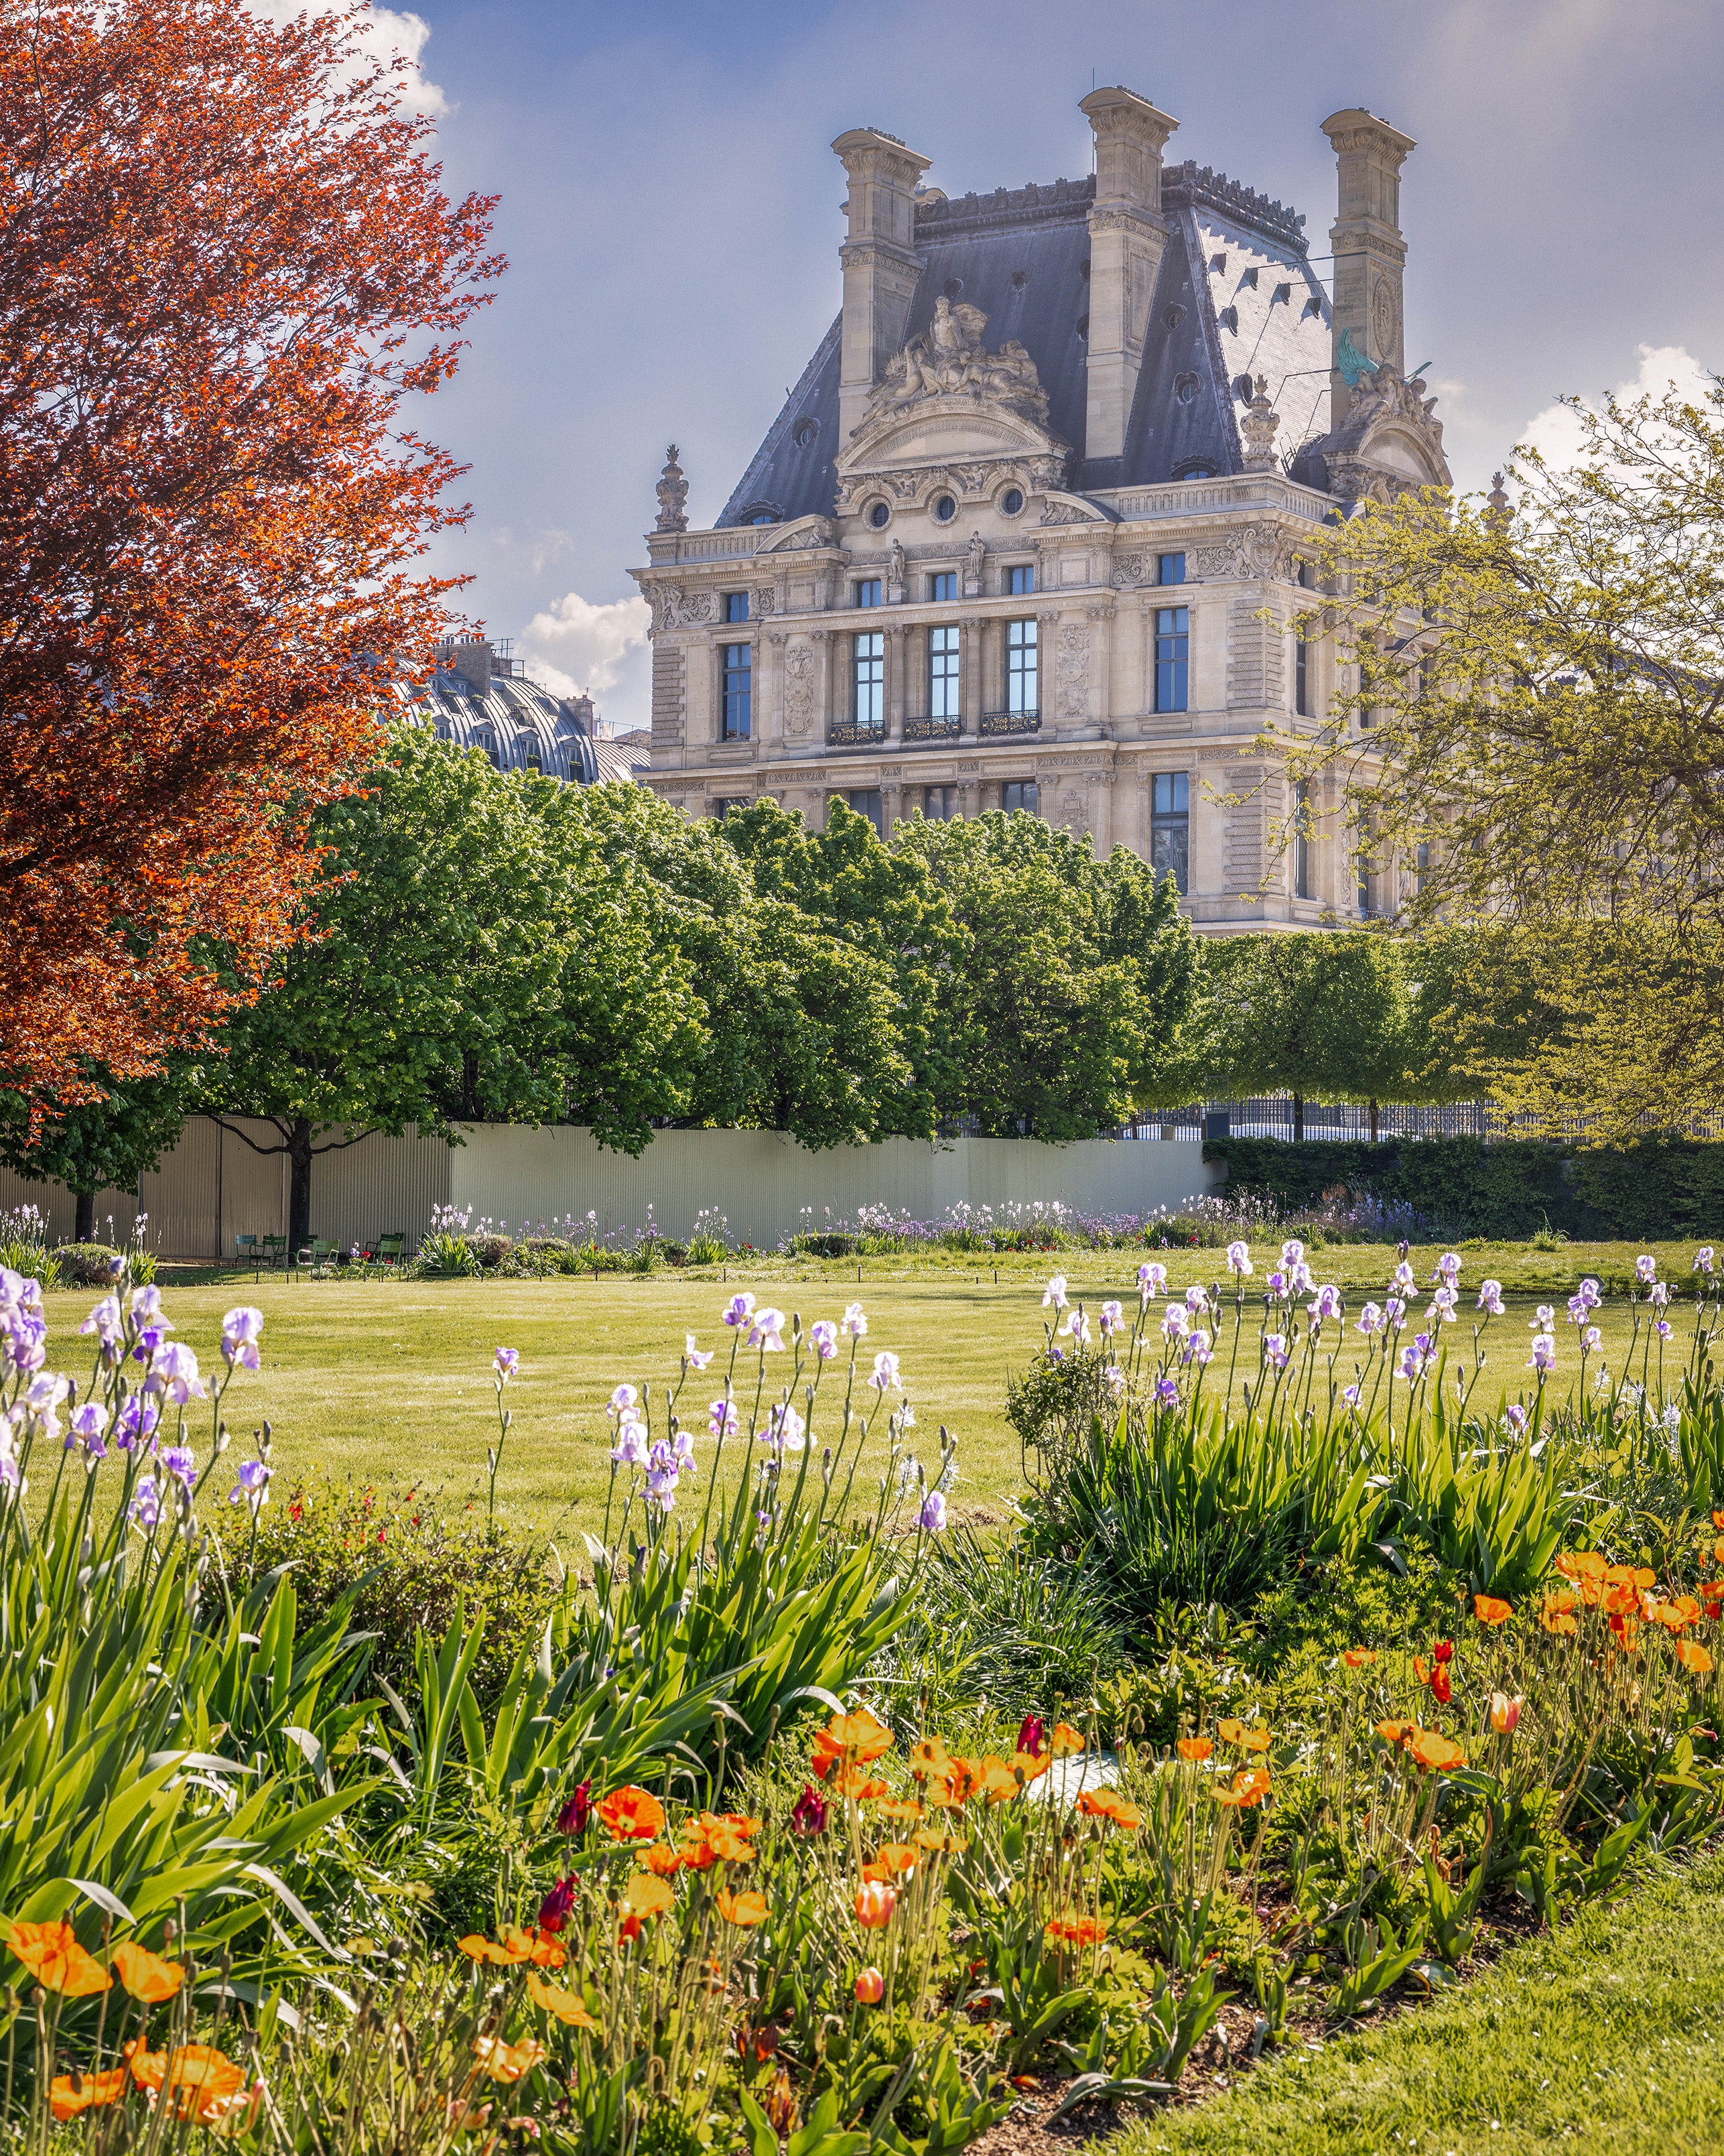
51, 1241, 123, 1287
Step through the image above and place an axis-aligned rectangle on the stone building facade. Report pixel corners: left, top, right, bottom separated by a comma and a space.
633, 91, 1450, 932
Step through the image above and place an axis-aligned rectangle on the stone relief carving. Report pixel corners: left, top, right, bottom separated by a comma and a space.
1056, 619, 1091, 720
654, 584, 715, 629
1040, 497, 1100, 526
1193, 544, 1236, 578
752, 586, 777, 617
1371, 275, 1400, 359
783, 642, 817, 738
872, 296, 1051, 428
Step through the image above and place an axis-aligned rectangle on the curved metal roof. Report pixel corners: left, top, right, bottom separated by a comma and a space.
394, 667, 607, 785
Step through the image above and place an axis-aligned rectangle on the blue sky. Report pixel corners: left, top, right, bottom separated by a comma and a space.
371, 0, 1724, 729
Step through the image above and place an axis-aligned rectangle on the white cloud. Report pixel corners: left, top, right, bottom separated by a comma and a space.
1518, 343, 1713, 470
243, 3, 447, 117
517, 591, 652, 704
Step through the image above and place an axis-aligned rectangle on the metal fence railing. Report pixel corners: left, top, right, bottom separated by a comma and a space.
1116, 1098, 1724, 1144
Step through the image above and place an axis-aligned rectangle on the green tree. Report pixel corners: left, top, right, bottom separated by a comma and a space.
0, 1066, 194, 1244
208, 729, 702, 1252
894, 811, 1202, 1137
1202, 932, 1411, 1139
1292, 373, 1724, 1136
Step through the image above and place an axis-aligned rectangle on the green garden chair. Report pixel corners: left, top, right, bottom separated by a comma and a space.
235, 1232, 260, 1281
375, 1232, 405, 1273
261, 1234, 289, 1271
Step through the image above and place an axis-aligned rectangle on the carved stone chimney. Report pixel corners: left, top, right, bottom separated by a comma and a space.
1079, 86, 1179, 467
833, 127, 931, 444
1321, 109, 1416, 432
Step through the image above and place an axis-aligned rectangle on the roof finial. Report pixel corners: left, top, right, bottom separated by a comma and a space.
1241, 375, 1280, 472
1485, 469, 1510, 528
655, 444, 689, 534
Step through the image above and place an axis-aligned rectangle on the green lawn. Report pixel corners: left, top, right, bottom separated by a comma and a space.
1115, 1850, 1724, 2156
40, 1236, 1712, 1525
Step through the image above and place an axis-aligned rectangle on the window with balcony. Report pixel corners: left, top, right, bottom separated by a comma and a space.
1002, 779, 1039, 815
1007, 563, 1036, 596
929, 625, 959, 719
1154, 607, 1189, 712
847, 787, 884, 837
929, 572, 957, 603
723, 591, 750, 624
923, 784, 958, 820
855, 578, 881, 609
1157, 552, 1185, 586
853, 631, 884, 728
721, 643, 752, 739
1006, 619, 1038, 714
1151, 772, 1189, 893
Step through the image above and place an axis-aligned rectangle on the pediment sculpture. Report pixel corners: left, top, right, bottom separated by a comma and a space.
1305, 363, 1451, 501
870, 298, 1051, 430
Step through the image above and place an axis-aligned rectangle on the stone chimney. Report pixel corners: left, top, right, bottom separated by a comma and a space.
440, 637, 493, 692
1079, 88, 1179, 466
1321, 109, 1416, 431
833, 127, 931, 444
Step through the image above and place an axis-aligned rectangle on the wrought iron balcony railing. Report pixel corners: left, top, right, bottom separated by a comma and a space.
827, 715, 886, 747
903, 714, 962, 743
979, 710, 1041, 738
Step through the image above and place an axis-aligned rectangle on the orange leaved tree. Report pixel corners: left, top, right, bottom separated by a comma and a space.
0, 0, 502, 1106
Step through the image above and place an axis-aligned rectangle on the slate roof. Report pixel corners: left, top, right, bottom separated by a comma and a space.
718, 163, 1331, 525
399, 669, 616, 785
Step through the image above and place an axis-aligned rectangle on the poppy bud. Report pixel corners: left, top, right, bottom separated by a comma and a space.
854, 1966, 885, 2005
556, 1781, 593, 1837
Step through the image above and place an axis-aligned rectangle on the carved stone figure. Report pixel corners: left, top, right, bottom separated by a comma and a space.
654, 445, 689, 533
873, 298, 1051, 427
887, 537, 907, 601
783, 642, 817, 737
966, 530, 986, 587
655, 584, 714, 629
1056, 619, 1091, 719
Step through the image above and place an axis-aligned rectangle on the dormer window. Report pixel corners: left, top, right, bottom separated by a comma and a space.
1209, 252, 1226, 274
1302, 296, 1323, 320
1219, 306, 1239, 334
1239, 267, 1259, 290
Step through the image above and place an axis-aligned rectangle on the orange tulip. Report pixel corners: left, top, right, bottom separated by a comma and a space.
113, 1941, 185, 2003
1177, 1736, 1213, 1763
1049, 1722, 1087, 1757
854, 1966, 885, 2004
619, 1876, 675, 1921
1488, 1691, 1524, 1734
1473, 1594, 1513, 1627
854, 1881, 896, 1927
7, 1920, 111, 1997
49, 2068, 128, 2120
597, 1786, 665, 1842
1677, 1639, 1715, 1675
716, 1889, 768, 1927
472, 2035, 546, 2084
1406, 1729, 1467, 1773
1343, 1649, 1378, 1668
525, 1969, 600, 2028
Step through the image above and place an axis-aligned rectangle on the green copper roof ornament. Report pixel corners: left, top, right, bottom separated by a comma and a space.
1334, 326, 1372, 387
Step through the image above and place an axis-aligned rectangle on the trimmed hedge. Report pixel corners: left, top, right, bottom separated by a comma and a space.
1205, 1133, 1724, 1242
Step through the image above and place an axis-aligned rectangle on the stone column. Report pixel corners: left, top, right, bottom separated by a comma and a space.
959, 615, 981, 736
884, 625, 904, 744
813, 629, 832, 741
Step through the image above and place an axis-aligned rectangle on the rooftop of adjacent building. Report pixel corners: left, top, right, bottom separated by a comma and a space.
393, 637, 649, 785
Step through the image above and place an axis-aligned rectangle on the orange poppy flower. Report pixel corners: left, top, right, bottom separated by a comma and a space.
49, 2068, 128, 2121
1406, 1729, 1467, 1773
147, 2046, 245, 2125
456, 1933, 509, 1964
494, 1926, 564, 1970
525, 1968, 600, 2028
913, 1827, 968, 1852
1473, 1594, 1513, 1627
836, 1770, 890, 1802
854, 1881, 896, 1927
1376, 1720, 1412, 1745
876, 1796, 924, 1822
1177, 1736, 1213, 1763
821, 1710, 892, 1765
1540, 1590, 1580, 1636
1217, 1718, 1248, 1745
1049, 1722, 1087, 1757
8, 1921, 111, 1998
1343, 1649, 1378, 1668
686, 1821, 754, 1864
926, 1757, 979, 1808
677, 1839, 720, 1873
125, 2039, 167, 2092
112, 1941, 185, 2003
1556, 1550, 1607, 1582
597, 1785, 666, 1842
642, 1845, 683, 1878
618, 1914, 643, 1945
473, 2035, 546, 2085
716, 1889, 768, 1927
976, 1757, 1024, 1803
619, 1876, 675, 1921
1214, 1767, 1271, 1809
1609, 1610, 1640, 1652
1044, 1914, 1108, 1948
1676, 1639, 1715, 1675
811, 1728, 844, 1781
1075, 1788, 1141, 1826
909, 1736, 951, 1775
1239, 1728, 1272, 1753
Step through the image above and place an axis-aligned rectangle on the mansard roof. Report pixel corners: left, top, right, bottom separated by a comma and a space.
718, 161, 1331, 525
396, 668, 617, 785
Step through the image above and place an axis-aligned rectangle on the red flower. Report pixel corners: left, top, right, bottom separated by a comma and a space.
1429, 1665, 1452, 1706
557, 1782, 593, 1838
1014, 1715, 1047, 1760
1433, 1639, 1454, 1665
789, 1783, 830, 1837
537, 1875, 576, 1933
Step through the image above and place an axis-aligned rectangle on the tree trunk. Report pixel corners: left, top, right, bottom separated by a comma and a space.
288, 1116, 314, 1256
1292, 1090, 1305, 1143
74, 1189, 95, 1243
1369, 1096, 1380, 1143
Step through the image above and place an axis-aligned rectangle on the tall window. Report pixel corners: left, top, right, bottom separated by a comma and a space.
923, 784, 958, 820
1416, 840, 1431, 895
1154, 607, 1189, 712
929, 625, 959, 718
855, 578, 881, 609
1358, 635, 1376, 728
854, 631, 884, 728
721, 643, 752, 739
1295, 630, 1309, 716
1006, 619, 1038, 714
929, 572, 957, 603
1151, 773, 1189, 893
1007, 564, 1036, 596
1294, 782, 1313, 899
723, 591, 750, 624
1158, 552, 1186, 586
1002, 779, 1039, 814
1357, 858, 1373, 915
712, 797, 748, 820
847, 787, 884, 837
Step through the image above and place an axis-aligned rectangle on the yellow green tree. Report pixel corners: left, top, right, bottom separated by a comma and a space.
1288, 373, 1724, 1138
